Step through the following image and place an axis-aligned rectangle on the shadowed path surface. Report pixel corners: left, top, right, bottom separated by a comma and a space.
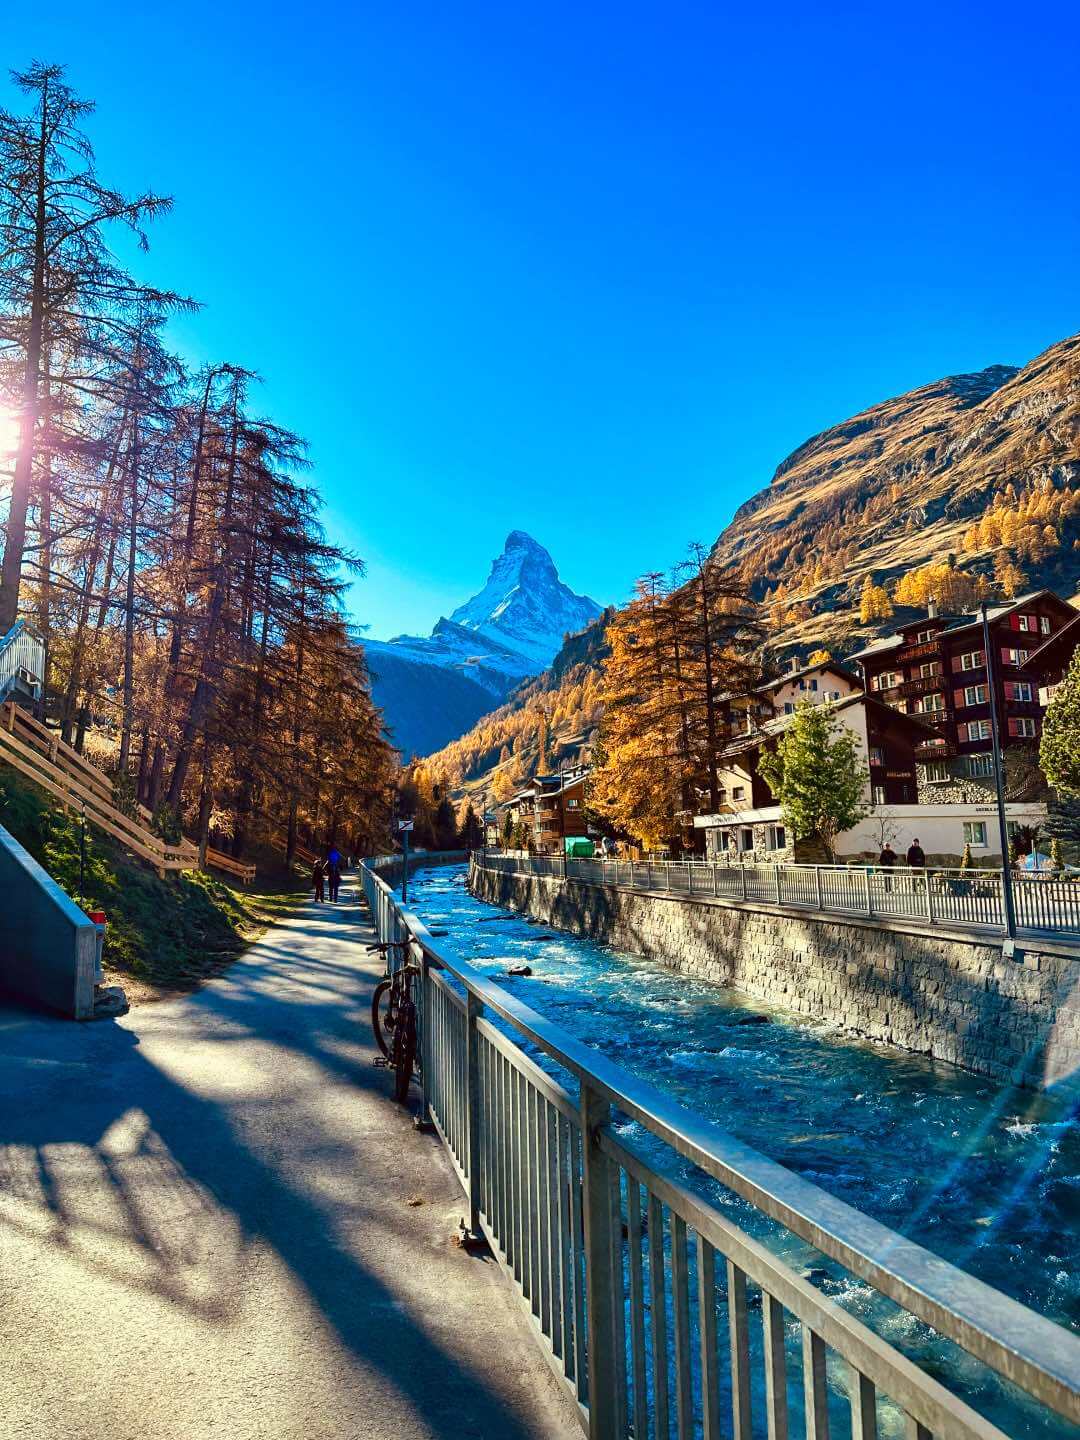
0, 881, 580, 1440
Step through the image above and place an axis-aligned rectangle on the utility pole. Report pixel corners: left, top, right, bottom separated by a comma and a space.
981, 602, 1017, 943
400, 819, 412, 906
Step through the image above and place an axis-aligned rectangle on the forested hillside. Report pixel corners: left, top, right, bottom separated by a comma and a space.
0, 64, 394, 860
714, 333, 1080, 655
416, 609, 613, 804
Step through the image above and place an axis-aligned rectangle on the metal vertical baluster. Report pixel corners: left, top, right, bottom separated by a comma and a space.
648, 1194, 670, 1440
698, 1236, 721, 1440
849, 1371, 876, 1440
626, 1180, 648, 1440
802, 1328, 829, 1440
728, 1260, 753, 1440
570, 1123, 589, 1403
580, 1083, 623, 1438
671, 1214, 692, 1440
763, 1291, 789, 1440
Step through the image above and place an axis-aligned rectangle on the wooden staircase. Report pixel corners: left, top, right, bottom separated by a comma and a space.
0, 701, 260, 883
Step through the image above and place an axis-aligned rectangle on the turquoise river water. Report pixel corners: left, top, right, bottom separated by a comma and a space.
395, 864, 1080, 1439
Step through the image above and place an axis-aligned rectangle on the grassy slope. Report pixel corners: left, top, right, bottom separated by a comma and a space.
0, 762, 307, 998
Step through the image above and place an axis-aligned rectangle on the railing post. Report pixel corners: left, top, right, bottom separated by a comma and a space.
925, 871, 934, 923
580, 1081, 621, 1439
713, 862, 719, 897
774, 866, 783, 907
864, 868, 873, 917
815, 865, 823, 911
419, 947, 433, 1128
465, 988, 484, 1236
740, 865, 748, 902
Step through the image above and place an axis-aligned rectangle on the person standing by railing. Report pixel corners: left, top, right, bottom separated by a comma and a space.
906, 837, 926, 870
878, 841, 897, 891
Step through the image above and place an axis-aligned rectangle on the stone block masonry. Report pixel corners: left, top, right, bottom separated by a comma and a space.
470, 861, 1080, 1093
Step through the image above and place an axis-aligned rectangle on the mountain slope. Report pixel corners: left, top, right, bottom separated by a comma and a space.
420, 331, 1080, 802
712, 333, 1080, 652
366, 531, 602, 758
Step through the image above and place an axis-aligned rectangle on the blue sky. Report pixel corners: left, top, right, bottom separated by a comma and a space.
6, 3, 1080, 638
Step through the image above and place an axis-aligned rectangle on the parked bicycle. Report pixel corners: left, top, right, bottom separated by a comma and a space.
368, 939, 422, 1104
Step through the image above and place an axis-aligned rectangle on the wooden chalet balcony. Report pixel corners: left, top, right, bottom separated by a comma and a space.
895, 640, 940, 663
914, 737, 956, 759
897, 674, 944, 698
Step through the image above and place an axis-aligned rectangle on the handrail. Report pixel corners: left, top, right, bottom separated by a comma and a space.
361, 853, 1080, 1430
473, 852, 1080, 937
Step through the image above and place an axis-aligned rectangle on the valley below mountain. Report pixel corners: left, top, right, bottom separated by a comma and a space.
414, 331, 1080, 807
366, 530, 602, 759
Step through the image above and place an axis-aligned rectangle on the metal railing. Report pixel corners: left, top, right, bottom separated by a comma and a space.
475, 853, 1080, 936
360, 855, 1080, 1439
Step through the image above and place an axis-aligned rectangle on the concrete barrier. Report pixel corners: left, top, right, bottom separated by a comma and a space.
0, 824, 98, 1018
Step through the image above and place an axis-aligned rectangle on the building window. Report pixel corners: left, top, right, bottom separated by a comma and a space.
566, 798, 579, 809
739, 828, 754, 852
869, 745, 884, 766
1009, 716, 1038, 738
732, 785, 745, 801
966, 752, 994, 778
959, 650, 986, 671
962, 720, 993, 742
962, 684, 988, 706
875, 671, 901, 691
919, 662, 940, 678
871, 784, 886, 804
1001, 646, 1029, 667
963, 821, 988, 847
809, 678, 818, 691
1040, 615, 1051, 635
768, 825, 786, 851
1017, 614, 1034, 632
924, 762, 949, 783
915, 629, 934, 643
717, 789, 727, 804
1005, 681, 1033, 702
784, 702, 794, 715
917, 693, 944, 713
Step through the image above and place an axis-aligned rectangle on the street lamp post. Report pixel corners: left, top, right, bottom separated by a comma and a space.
981, 602, 1018, 943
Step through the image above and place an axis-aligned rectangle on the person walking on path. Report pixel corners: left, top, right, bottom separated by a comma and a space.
906, 838, 926, 869
326, 853, 342, 903
878, 841, 897, 891
312, 857, 326, 903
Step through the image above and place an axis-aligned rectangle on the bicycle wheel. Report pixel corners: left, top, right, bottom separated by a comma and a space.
394, 1003, 417, 1104
371, 979, 396, 1058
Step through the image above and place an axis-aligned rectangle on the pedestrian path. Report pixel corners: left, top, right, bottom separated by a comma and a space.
0, 881, 580, 1440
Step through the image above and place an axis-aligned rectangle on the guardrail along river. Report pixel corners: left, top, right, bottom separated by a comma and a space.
398, 863, 1080, 1438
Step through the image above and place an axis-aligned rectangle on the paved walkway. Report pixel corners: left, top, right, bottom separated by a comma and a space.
0, 881, 580, 1440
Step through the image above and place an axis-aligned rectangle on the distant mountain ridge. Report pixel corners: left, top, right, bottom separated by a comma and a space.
365, 531, 602, 758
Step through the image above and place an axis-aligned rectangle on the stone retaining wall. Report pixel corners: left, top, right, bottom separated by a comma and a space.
470, 861, 1080, 1092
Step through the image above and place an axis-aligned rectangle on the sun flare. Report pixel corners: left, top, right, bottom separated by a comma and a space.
0, 406, 20, 458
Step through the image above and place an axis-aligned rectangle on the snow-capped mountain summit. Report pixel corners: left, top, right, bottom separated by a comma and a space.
448, 530, 602, 671
365, 532, 602, 758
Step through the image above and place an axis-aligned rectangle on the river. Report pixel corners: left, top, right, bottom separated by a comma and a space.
397, 863, 1080, 1437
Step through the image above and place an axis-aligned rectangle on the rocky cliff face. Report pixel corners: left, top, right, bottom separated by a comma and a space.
366, 532, 602, 758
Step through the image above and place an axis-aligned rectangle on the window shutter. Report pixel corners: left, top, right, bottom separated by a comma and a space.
1003, 682, 1014, 701
954, 688, 966, 708
1007, 718, 1019, 737
951, 654, 964, 672
1010, 614, 1020, 630
957, 723, 968, 742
